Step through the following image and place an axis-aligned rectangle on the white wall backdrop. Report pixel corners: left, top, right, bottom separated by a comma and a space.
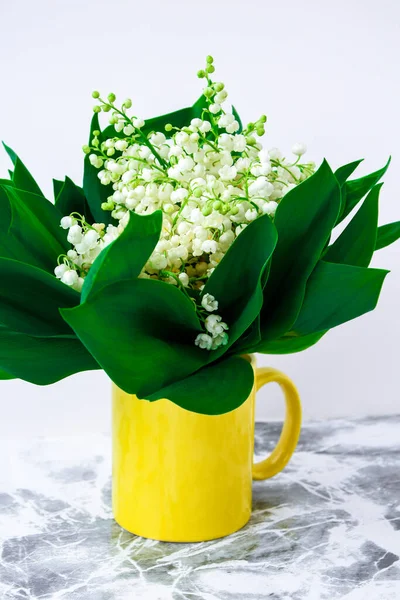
0, 0, 399, 437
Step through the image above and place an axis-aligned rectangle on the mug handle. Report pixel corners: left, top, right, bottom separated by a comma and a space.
252, 367, 302, 480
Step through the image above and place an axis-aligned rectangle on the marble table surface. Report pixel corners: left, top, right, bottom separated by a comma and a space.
0, 416, 399, 600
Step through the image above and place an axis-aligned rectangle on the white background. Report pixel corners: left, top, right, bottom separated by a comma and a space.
0, 0, 399, 437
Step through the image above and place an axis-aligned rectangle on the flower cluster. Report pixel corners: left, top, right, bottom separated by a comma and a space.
54, 215, 120, 292
195, 293, 229, 350
56, 56, 315, 349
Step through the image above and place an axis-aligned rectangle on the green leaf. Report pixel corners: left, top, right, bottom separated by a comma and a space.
202, 214, 277, 356
0, 328, 99, 384
55, 176, 93, 222
53, 178, 64, 201
334, 159, 364, 187
0, 367, 15, 380
61, 278, 206, 397
337, 157, 390, 224
141, 95, 209, 137
254, 331, 326, 354
258, 160, 341, 343
0, 178, 14, 187
81, 210, 162, 303
292, 260, 388, 336
2, 143, 44, 197
375, 221, 400, 251
229, 316, 261, 356
0, 185, 69, 272
83, 113, 115, 225
232, 106, 243, 133
145, 355, 254, 415
102, 95, 209, 142
325, 184, 380, 267
0, 258, 79, 336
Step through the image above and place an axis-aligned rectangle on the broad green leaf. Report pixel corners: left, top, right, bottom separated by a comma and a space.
83, 113, 115, 225
81, 210, 162, 303
2, 143, 44, 197
0, 258, 79, 336
0, 328, 99, 384
0, 185, 69, 272
61, 278, 206, 397
229, 316, 261, 356
325, 184, 380, 267
254, 331, 326, 355
258, 160, 341, 343
140, 95, 209, 137
334, 159, 363, 187
292, 260, 388, 336
145, 355, 254, 415
0, 367, 14, 380
202, 214, 277, 357
375, 221, 400, 251
55, 176, 93, 222
337, 157, 390, 224
53, 178, 64, 201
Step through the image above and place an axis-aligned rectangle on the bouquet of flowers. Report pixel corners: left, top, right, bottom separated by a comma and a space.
0, 56, 398, 414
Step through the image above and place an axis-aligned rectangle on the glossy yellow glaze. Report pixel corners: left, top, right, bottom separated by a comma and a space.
112, 355, 302, 542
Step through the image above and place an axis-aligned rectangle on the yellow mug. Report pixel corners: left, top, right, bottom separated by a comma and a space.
112, 354, 302, 542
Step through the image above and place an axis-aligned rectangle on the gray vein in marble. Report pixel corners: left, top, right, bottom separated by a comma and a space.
0, 416, 400, 599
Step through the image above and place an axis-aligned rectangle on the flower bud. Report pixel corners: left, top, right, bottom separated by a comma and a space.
115, 139, 128, 152
124, 98, 132, 109
61, 269, 79, 286
178, 272, 189, 287
195, 333, 213, 350
54, 263, 68, 279
108, 93, 116, 103
93, 106, 101, 113
206, 55, 214, 64
165, 123, 173, 132
209, 104, 221, 114
82, 145, 90, 154
60, 216, 75, 229
101, 201, 115, 211
197, 70, 206, 79
73, 277, 85, 293
292, 142, 307, 156
92, 91, 100, 99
